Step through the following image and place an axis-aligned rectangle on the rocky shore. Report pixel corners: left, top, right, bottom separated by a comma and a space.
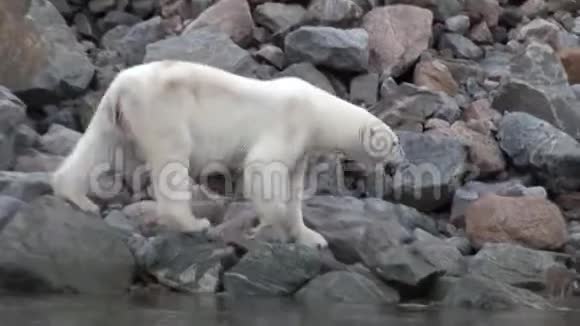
2, 0, 580, 311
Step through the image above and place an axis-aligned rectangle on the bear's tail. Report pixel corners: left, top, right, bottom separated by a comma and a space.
51, 76, 127, 213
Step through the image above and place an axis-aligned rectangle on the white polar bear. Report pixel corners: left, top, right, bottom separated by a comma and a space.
51, 60, 405, 249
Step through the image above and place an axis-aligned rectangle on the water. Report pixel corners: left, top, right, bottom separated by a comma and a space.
1, 292, 580, 326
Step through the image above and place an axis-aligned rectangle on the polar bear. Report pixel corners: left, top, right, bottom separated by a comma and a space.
51, 60, 405, 249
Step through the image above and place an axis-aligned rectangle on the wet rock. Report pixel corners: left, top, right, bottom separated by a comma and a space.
443, 274, 553, 310
465, 194, 568, 250
39, 124, 81, 156
144, 28, 259, 78
253, 2, 306, 35
361, 5, 433, 76
13, 149, 63, 172
111, 16, 166, 67
558, 47, 580, 85
295, 271, 400, 304
467, 243, 561, 291
0, 86, 27, 170
438, 33, 483, 60
385, 131, 469, 212
284, 26, 369, 72
0, 171, 52, 202
491, 42, 580, 140
349, 73, 379, 107
133, 232, 237, 293
183, 0, 254, 47
413, 58, 459, 96
302, 195, 436, 264
369, 243, 444, 288
304, 0, 363, 27
0, 195, 135, 295
223, 242, 323, 296
0, 0, 95, 105
370, 82, 461, 131
276, 62, 335, 95
497, 111, 580, 193
450, 180, 547, 227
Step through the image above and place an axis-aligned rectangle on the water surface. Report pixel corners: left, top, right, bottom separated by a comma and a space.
1, 292, 580, 326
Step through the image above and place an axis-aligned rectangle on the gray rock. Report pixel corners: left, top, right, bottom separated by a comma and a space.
468, 243, 560, 292
445, 15, 471, 35
370, 243, 444, 287
492, 42, 580, 140
497, 111, 580, 193
304, 0, 363, 27
104, 209, 139, 236
0, 86, 27, 170
370, 82, 461, 132
101, 25, 131, 51
302, 195, 436, 264
295, 271, 400, 304
349, 73, 379, 107
253, 3, 306, 35
100, 11, 142, 31
88, 0, 116, 13
443, 275, 553, 310
385, 131, 469, 212
284, 26, 369, 72
439, 33, 483, 60
0, 171, 52, 202
131, 0, 155, 17
0, 0, 95, 105
223, 242, 323, 296
254, 44, 286, 70
14, 124, 40, 151
0, 196, 26, 229
513, 18, 561, 49
133, 232, 237, 293
13, 149, 63, 173
39, 124, 81, 156
414, 239, 467, 276
112, 16, 166, 66
276, 62, 335, 95
0, 195, 135, 294
144, 28, 259, 78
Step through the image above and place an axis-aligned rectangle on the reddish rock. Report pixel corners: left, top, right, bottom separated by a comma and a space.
429, 121, 506, 177
554, 192, 580, 211
183, 0, 255, 47
362, 5, 433, 76
462, 98, 501, 123
413, 58, 459, 96
465, 0, 501, 27
558, 48, 580, 85
465, 194, 568, 250
469, 21, 493, 44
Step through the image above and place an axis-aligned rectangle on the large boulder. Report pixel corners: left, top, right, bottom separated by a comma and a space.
0, 0, 95, 105
223, 242, 323, 296
276, 62, 335, 95
467, 243, 562, 291
361, 5, 433, 77
384, 131, 469, 212
497, 111, 580, 193
253, 2, 306, 36
443, 275, 553, 310
465, 194, 568, 250
130, 232, 238, 293
144, 28, 259, 78
0, 195, 135, 295
0, 171, 52, 202
304, 0, 363, 27
109, 16, 166, 67
284, 26, 369, 72
295, 271, 400, 304
39, 124, 81, 156
183, 0, 255, 47
491, 42, 580, 140
0, 86, 27, 170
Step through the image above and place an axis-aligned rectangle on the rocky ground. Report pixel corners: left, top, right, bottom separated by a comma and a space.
2, 0, 580, 311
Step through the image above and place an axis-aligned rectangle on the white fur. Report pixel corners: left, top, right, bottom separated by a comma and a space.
51, 60, 404, 249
